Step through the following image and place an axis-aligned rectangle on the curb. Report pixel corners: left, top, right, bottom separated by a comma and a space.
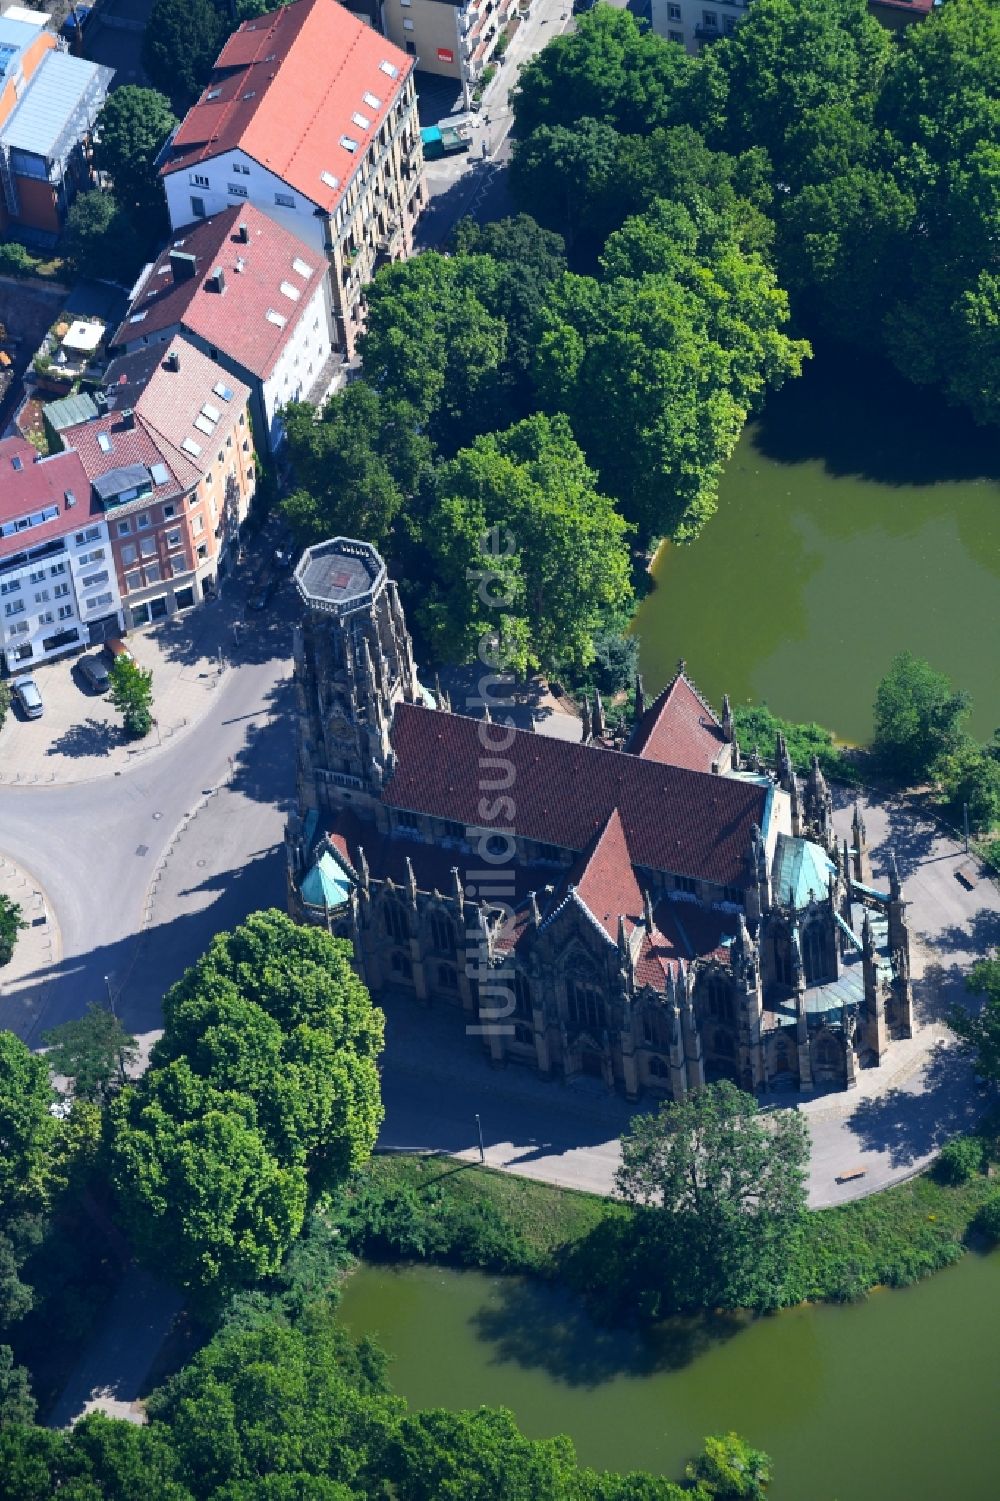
0, 852, 63, 1044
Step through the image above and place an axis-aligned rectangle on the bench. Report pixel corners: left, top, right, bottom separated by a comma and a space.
836, 1167, 867, 1184
955, 862, 979, 891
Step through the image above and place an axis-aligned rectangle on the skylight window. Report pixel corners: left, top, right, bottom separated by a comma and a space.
157, 265, 170, 275
205, 88, 221, 100
362, 91, 381, 110
201, 402, 221, 422
340, 135, 359, 153
292, 256, 313, 278
182, 437, 202, 457
11, 455, 23, 471
379, 60, 399, 79
194, 414, 216, 436
266, 309, 287, 328
129, 311, 148, 323
279, 280, 301, 301
150, 462, 170, 485
320, 170, 340, 189
213, 381, 234, 402
97, 433, 112, 454
352, 111, 371, 131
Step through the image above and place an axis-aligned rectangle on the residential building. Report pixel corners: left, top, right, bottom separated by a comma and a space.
0, 435, 124, 673
285, 538, 914, 1101
159, 0, 427, 360
110, 205, 337, 454
59, 338, 254, 629
0, 8, 56, 131
380, 0, 511, 104
0, 46, 112, 242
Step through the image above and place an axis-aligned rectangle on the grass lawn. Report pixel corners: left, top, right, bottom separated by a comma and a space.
363, 1128, 1000, 1303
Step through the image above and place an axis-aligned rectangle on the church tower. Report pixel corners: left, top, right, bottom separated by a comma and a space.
291, 538, 421, 811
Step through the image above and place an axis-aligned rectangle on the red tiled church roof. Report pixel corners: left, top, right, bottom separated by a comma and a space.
558, 809, 645, 941
630, 668, 727, 773
383, 704, 767, 888
161, 0, 412, 215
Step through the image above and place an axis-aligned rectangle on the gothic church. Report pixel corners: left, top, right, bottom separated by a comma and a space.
285, 537, 914, 1100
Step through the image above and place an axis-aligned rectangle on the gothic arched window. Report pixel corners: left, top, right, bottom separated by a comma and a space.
803, 923, 827, 986
714, 1030, 736, 1058
567, 979, 606, 1033
513, 973, 533, 1020
649, 1056, 669, 1079
430, 910, 456, 955
774, 1041, 791, 1074
773, 929, 792, 987
384, 899, 408, 945
708, 978, 734, 1022
816, 1035, 840, 1069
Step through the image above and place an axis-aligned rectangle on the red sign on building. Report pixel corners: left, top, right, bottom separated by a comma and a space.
437, 46, 454, 61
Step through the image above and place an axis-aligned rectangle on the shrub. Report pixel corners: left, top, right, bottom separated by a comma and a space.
0, 242, 39, 277
935, 1137, 985, 1186
972, 1194, 1000, 1243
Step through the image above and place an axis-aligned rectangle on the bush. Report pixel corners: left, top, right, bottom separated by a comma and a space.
972, 1194, 1000, 1243
732, 701, 856, 781
0, 242, 39, 277
935, 1137, 985, 1186
333, 1174, 530, 1271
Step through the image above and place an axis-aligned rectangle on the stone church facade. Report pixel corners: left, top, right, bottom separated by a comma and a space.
285, 537, 914, 1100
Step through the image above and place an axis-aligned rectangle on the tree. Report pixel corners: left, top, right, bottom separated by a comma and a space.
0, 898, 25, 970
871, 652, 970, 781
951, 957, 1000, 1082
0, 1347, 34, 1430
0, 682, 9, 733
108, 657, 154, 740
534, 210, 807, 542
42, 1004, 138, 1104
142, 0, 225, 109
280, 382, 431, 550
508, 118, 622, 249
0, 1033, 53, 1211
615, 1081, 809, 1313
686, 1434, 772, 1499
420, 413, 633, 676
109, 911, 384, 1298
93, 86, 176, 230
60, 191, 145, 285
358, 254, 510, 454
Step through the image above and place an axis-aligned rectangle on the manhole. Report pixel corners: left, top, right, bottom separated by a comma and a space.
135, 844, 149, 857
196, 859, 207, 868
152, 811, 164, 820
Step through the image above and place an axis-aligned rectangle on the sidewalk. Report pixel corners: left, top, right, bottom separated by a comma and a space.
0, 580, 282, 787
0, 854, 60, 1037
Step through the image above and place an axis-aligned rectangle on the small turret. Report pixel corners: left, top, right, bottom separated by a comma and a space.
722, 692, 734, 743
593, 688, 606, 739
634, 674, 645, 722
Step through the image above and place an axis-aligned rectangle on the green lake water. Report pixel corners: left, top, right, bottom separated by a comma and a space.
339, 1251, 1000, 1500
631, 353, 1000, 745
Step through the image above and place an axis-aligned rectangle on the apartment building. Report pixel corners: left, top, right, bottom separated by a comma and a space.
380, 0, 512, 102
59, 338, 254, 629
0, 436, 124, 674
159, 0, 426, 360
110, 205, 337, 454
0, 40, 112, 241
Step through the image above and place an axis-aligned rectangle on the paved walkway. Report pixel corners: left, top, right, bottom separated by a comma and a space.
0, 583, 266, 787
0, 854, 60, 1036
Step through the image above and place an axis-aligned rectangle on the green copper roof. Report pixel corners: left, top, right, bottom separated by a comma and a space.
773, 834, 835, 909
301, 849, 352, 911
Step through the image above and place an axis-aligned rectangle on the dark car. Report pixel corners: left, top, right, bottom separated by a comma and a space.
76, 652, 111, 694
12, 676, 43, 719
246, 573, 278, 611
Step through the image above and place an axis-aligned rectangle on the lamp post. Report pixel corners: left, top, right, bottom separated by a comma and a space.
475, 1112, 485, 1164
104, 973, 116, 1017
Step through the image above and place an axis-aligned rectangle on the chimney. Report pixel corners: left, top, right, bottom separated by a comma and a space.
237, 221, 250, 243
164, 349, 180, 372
94, 390, 108, 414
120, 408, 135, 430
207, 266, 226, 293
169, 249, 197, 283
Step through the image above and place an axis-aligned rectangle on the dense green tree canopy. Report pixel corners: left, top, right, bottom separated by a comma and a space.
0, 1035, 53, 1212
871, 651, 970, 780
61, 192, 145, 285
93, 86, 175, 227
0, 898, 25, 970
42, 1004, 138, 1105
616, 1082, 809, 1314
142, 0, 225, 108
420, 413, 633, 675
951, 959, 1000, 1083
109, 913, 384, 1298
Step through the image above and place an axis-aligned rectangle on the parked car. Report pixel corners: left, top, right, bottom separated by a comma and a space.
76, 653, 110, 694
102, 638, 133, 666
247, 573, 278, 611
12, 676, 43, 719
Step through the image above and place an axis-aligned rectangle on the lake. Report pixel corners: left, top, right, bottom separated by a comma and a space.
631, 352, 1000, 745
339, 1250, 1000, 1500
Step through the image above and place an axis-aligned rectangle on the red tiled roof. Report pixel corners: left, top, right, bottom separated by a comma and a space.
630, 670, 727, 773
383, 705, 767, 888
634, 902, 736, 990
0, 438, 94, 555
63, 410, 186, 494
560, 809, 644, 941
110, 207, 327, 381
161, 0, 412, 215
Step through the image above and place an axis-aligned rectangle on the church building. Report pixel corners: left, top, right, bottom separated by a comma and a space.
285, 537, 914, 1099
